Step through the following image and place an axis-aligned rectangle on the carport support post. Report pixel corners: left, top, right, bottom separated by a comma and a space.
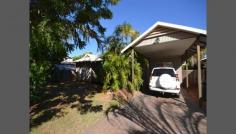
186, 61, 189, 88
197, 44, 202, 99
131, 49, 134, 83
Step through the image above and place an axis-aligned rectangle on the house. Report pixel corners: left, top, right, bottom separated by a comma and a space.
121, 21, 206, 103
74, 54, 103, 84
74, 53, 102, 62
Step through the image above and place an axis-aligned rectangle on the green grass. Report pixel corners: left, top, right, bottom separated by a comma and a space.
30, 82, 112, 134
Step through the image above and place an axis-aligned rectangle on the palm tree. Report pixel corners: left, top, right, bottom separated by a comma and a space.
102, 23, 143, 92
104, 22, 139, 54
114, 22, 139, 43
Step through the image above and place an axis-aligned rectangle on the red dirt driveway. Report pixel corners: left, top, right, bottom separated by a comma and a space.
83, 89, 207, 134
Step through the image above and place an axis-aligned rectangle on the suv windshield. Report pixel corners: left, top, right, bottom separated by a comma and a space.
152, 69, 175, 77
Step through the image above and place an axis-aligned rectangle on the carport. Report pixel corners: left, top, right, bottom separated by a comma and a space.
121, 21, 206, 100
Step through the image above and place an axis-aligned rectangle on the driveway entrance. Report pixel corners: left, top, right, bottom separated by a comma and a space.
83, 90, 207, 134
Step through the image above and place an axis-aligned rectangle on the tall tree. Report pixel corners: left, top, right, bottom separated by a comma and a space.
30, 0, 120, 62
30, 0, 120, 100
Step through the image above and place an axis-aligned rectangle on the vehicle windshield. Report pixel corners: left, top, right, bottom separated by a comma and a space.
152, 69, 175, 77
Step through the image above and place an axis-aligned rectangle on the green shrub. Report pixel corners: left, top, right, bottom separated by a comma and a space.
102, 52, 143, 92
30, 61, 51, 103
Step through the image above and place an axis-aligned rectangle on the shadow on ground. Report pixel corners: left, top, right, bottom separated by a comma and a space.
30, 82, 104, 128
105, 89, 207, 134
142, 89, 180, 98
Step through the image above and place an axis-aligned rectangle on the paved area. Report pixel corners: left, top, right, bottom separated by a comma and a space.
83, 89, 207, 134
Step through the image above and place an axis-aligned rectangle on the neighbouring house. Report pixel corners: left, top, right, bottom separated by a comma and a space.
74, 54, 103, 84
53, 54, 103, 84
53, 57, 76, 83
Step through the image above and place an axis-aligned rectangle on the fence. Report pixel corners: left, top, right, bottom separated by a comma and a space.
182, 69, 207, 101
182, 69, 206, 88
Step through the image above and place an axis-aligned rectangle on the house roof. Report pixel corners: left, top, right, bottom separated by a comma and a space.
61, 57, 73, 63
121, 21, 206, 54
74, 54, 102, 62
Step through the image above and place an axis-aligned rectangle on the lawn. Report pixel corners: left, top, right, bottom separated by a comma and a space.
30, 82, 112, 134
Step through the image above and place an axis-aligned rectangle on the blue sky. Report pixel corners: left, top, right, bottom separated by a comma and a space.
69, 0, 206, 57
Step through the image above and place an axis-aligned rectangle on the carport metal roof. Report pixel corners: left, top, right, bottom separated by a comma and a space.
121, 21, 207, 60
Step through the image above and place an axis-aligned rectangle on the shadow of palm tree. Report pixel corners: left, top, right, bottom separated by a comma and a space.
105, 92, 206, 134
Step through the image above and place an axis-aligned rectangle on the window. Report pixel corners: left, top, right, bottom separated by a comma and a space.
152, 69, 175, 77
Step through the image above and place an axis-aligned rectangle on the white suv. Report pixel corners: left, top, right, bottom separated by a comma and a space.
149, 67, 180, 95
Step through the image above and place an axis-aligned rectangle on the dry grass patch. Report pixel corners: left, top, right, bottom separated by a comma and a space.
30, 82, 112, 134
